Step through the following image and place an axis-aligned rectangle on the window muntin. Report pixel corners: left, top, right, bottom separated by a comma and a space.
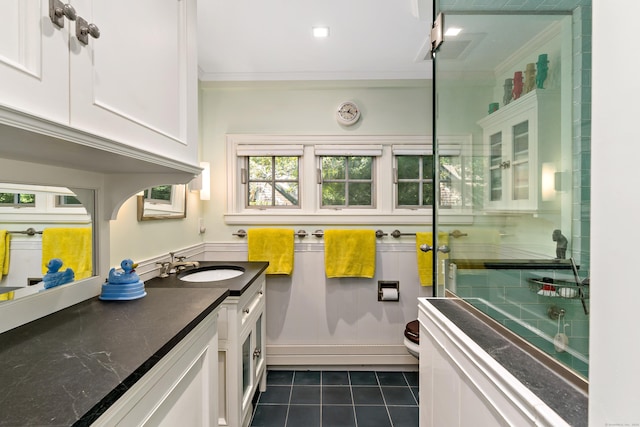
321, 156, 374, 208
0, 192, 35, 207
247, 156, 299, 207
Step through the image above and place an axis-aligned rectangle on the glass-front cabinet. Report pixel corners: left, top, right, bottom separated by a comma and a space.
241, 313, 265, 416
478, 89, 560, 212
218, 274, 266, 427
242, 333, 252, 397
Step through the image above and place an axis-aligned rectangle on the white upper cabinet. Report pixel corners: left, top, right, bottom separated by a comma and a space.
0, 0, 69, 123
477, 90, 561, 212
0, 0, 198, 168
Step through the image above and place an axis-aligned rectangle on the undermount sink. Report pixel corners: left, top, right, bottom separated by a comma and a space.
179, 266, 245, 282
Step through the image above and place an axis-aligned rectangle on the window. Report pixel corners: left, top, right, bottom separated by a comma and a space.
0, 192, 35, 207
394, 156, 467, 208
144, 185, 173, 204
393, 142, 468, 210
320, 156, 374, 208
225, 135, 471, 225
246, 156, 299, 207
56, 195, 82, 207
395, 155, 433, 208
439, 156, 465, 208
0, 185, 91, 224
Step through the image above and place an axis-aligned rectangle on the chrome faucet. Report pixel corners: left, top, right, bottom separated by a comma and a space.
156, 261, 171, 278
167, 252, 200, 273
156, 252, 200, 278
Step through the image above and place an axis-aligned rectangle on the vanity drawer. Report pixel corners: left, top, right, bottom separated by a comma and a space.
240, 280, 265, 329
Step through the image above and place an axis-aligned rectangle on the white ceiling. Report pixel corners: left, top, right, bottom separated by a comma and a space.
196, 1, 582, 82
197, 0, 433, 81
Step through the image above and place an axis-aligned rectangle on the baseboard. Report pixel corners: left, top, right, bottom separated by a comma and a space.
266, 344, 418, 367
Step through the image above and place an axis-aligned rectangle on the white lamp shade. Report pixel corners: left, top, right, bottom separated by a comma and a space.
199, 162, 211, 201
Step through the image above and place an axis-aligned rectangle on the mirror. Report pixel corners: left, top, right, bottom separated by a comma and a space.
0, 183, 94, 302
137, 184, 187, 221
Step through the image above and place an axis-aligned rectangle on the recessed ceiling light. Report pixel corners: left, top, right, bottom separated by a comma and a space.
445, 27, 462, 36
313, 26, 330, 38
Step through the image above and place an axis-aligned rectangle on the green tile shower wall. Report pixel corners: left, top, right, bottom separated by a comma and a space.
572, 5, 592, 272
456, 268, 589, 377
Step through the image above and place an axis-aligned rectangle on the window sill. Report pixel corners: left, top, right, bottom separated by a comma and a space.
223, 211, 474, 225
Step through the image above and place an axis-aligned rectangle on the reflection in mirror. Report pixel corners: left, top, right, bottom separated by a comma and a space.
137, 184, 187, 221
0, 184, 94, 302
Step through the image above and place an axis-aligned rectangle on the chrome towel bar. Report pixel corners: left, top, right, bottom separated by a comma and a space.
232, 229, 387, 238
7, 228, 43, 236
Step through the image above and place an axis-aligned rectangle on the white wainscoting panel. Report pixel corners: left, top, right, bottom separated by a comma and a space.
203, 241, 429, 367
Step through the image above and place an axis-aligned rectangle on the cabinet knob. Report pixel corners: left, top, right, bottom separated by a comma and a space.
76, 16, 101, 45
253, 348, 261, 359
49, 0, 77, 28
244, 308, 250, 314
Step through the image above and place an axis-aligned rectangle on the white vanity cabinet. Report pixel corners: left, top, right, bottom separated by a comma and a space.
93, 307, 221, 427
477, 90, 560, 212
0, 0, 198, 166
218, 274, 267, 427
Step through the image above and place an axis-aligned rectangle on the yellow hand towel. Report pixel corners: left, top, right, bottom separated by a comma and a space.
42, 227, 93, 280
0, 230, 10, 279
416, 232, 449, 286
248, 228, 295, 275
0, 291, 14, 301
324, 229, 376, 278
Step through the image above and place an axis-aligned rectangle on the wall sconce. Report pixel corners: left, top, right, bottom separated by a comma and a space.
199, 162, 210, 201
541, 162, 556, 201
554, 171, 568, 192
189, 162, 211, 200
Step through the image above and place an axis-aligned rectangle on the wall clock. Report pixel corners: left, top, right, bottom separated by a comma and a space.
336, 101, 361, 126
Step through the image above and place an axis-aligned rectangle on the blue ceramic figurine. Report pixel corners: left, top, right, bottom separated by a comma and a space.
100, 258, 146, 300
107, 258, 140, 284
43, 258, 75, 289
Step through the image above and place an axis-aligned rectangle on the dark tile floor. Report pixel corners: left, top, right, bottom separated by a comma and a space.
249, 370, 419, 427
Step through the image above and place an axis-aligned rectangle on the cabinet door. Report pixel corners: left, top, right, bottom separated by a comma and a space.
254, 313, 266, 384
69, 0, 198, 164
0, 0, 68, 123
488, 131, 503, 204
510, 120, 530, 202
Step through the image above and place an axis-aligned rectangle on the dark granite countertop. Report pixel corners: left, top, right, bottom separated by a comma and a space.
427, 298, 588, 427
0, 286, 229, 426
145, 261, 268, 296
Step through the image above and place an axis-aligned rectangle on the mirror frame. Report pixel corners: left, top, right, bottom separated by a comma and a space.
137, 185, 187, 221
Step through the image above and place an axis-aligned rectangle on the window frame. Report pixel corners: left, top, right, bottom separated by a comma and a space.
244, 155, 301, 209
319, 154, 376, 209
225, 134, 472, 225
394, 153, 433, 209
0, 184, 91, 224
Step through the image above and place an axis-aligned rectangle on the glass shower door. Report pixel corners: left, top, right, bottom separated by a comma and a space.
432, 7, 590, 378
